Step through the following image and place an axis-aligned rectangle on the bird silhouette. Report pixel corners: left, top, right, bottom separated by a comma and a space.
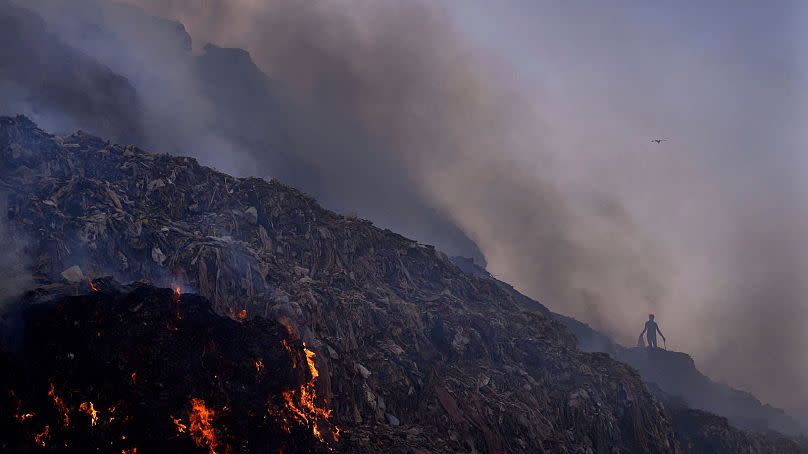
651, 138, 669, 144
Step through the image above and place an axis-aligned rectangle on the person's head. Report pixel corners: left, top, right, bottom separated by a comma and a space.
648, 314, 655, 321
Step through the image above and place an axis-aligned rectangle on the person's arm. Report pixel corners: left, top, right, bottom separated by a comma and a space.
639, 325, 647, 337
657, 326, 665, 341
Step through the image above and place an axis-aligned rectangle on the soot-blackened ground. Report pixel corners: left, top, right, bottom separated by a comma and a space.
0, 278, 337, 453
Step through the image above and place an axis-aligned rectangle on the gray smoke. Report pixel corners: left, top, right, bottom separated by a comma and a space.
6, 0, 808, 409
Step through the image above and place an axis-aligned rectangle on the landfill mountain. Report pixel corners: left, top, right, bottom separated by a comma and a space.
1, 116, 806, 453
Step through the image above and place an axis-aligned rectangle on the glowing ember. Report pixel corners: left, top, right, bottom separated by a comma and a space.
172, 416, 188, 433
122, 448, 137, 454
79, 401, 99, 426
188, 398, 219, 454
87, 278, 99, 292
14, 400, 35, 422
131, 372, 138, 384
171, 285, 182, 319
254, 359, 264, 375
34, 425, 50, 447
16, 412, 34, 421
281, 339, 297, 369
48, 382, 70, 427
228, 307, 248, 321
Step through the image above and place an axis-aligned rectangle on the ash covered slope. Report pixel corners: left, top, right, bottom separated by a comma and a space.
0, 116, 801, 453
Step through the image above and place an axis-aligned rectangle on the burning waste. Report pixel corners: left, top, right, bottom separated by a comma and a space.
0, 279, 339, 452
2, 116, 805, 453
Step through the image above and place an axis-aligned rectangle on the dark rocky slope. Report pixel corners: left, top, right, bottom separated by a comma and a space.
558, 315, 804, 436
453, 256, 807, 438
0, 116, 804, 453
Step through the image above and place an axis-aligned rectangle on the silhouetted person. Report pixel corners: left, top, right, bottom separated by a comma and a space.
639, 314, 665, 349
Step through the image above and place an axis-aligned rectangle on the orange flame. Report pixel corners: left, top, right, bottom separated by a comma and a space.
228, 307, 248, 321
14, 400, 34, 422
305, 348, 318, 381
188, 398, 219, 454
172, 286, 183, 319
34, 425, 50, 447
277, 345, 337, 444
255, 359, 264, 375
79, 401, 99, 426
172, 416, 188, 433
87, 278, 99, 292
48, 382, 69, 427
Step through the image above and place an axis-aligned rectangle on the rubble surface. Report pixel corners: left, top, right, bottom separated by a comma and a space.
0, 278, 336, 453
1, 116, 805, 453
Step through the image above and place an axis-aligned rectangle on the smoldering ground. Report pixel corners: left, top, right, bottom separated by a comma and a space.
5, 0, 808, 410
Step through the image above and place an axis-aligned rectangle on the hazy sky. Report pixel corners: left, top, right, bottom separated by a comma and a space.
449, 1, 808, 407
16, 0, 808, 408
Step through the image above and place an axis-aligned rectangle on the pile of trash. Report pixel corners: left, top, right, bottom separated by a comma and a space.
0, 278, 337, 453
1, 115, 804, 453
664, 398, 807, 454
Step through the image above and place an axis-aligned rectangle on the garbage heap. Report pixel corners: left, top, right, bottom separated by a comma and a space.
0, 278, 337, 453
2, 116, 804, 453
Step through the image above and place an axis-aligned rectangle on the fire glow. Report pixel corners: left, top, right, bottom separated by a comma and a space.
282, 339, 297, 369
277, 344, 338, 444
188, 398, 219, 454
228, 307, 249, 321
79, 401, 99, 426
172, 416, 187, 433
34, 425, 50, 447
48, 382, 70, 427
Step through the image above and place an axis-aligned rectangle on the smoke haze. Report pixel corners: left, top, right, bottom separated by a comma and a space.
3, 0, 807, 410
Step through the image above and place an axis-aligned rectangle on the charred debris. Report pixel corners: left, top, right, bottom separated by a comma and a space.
0, 278, 336, 453
0, 115, 805, 453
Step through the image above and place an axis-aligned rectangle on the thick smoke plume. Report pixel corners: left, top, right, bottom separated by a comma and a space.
4, 0, 807, 410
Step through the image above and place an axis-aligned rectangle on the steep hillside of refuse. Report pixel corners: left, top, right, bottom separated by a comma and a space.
1, 116, 805, 453
452, 256, 806, 438
558, 315, 804, 436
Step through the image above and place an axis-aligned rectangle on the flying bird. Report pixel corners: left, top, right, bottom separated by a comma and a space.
651, 138, 669, 144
